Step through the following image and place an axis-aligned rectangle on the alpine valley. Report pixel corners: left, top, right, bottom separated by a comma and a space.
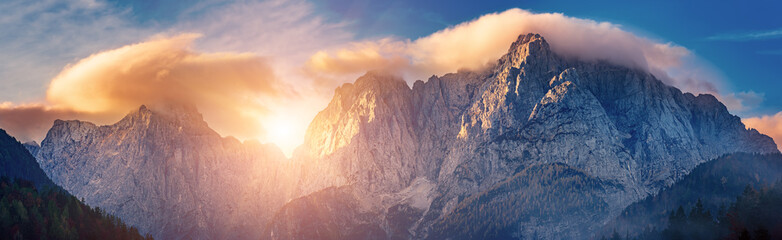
5, 33, 781, 240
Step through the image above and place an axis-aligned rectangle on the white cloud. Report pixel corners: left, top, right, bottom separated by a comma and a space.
720, 91, 765, 113
0, 0, 355, 156
707, 28, 782, 41
305, 9, 700, 89
306, 8, 763, 115
0, 3, 775, 156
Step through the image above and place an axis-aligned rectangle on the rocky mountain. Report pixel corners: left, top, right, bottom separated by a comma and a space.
0, 129, 55, 189
34, 33, 779, 240
269, 33, 778, 239
34, 104, 293, 240
22, 141, 40, 157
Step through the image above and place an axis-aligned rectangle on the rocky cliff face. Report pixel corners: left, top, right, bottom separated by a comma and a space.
269, 33, 778, 239
35, 104, 292, 240
35, 33, 779, 240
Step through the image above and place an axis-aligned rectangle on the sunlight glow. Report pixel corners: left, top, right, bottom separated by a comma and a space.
263, 115, 303, 158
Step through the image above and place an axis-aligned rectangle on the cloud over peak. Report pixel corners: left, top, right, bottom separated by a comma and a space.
0, 4, 773, 156
2, 34, 286, 143
305, 9, 694, 89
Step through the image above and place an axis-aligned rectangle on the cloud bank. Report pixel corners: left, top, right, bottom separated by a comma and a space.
0, 5, 774, 156
307, 8, 774, 118
0, 103, 117, 143
744, 112, 782, 151
0, 0, 355, 156
306, 9, 700, 89
2, 34, 286, 143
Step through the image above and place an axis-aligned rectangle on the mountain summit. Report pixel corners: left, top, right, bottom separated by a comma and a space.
34, 33, 778, 240
36, 105, 290, 240
274, 33, 778, 239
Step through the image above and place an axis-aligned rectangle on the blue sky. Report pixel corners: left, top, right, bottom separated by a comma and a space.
1, 0, 781, 153
6, 0, 780, 114
306, 0, 782, 114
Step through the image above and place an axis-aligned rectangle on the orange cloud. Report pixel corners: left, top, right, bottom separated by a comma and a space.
306, 39, 409, 75
1, 34, 286, 144
744, 112, 782, 151
0, 103, 117, 142
304, 39, 410, 88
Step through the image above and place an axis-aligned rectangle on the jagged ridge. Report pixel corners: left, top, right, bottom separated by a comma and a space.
33, 33, 779, 240
272, 33, 778, 239
35, 104, 290, 240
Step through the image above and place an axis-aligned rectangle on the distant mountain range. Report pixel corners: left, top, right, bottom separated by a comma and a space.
21, 33, 780, 239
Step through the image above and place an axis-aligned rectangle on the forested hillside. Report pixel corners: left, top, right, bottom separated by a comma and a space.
0, 177, 153, 239
602, 183, 782, 240
602, 153, 782, 239
0, 127, 152, 240
0, 129, 54, 189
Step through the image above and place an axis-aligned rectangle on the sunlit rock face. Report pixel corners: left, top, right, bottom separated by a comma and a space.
271, 33, 778, 239
35, 104, 292, 240
296, 69, 491, 196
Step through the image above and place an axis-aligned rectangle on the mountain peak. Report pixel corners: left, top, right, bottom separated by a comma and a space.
35, 102, 288, 240
511, 33, 547, 49
145, 103, 201, 119
504, 33, 552, 63
353, 70, 409, 91
117, 103, 208, 129
489, 32, 560, 90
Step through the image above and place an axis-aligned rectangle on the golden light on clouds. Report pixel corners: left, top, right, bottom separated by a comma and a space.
303, 9, 698, 93
45, 33, 283, 141
0, 8, 774, 158
0, 103, 116, 143
0, 34, 306, 155
307, 44, 406, 75
744, 112, 782, 151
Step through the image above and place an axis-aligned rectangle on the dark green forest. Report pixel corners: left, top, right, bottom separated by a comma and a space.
0, 128, 151, 239
601, 153, 782, 240
428, 153, 782, 240
602, 183, 782, 240
0, 177, 152, 240
0, 129, 55, 189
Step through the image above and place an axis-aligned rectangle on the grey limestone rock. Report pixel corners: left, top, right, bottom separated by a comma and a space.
275, 33, 778, 239
36, 33, 779, 240
36, 104, 292, 240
